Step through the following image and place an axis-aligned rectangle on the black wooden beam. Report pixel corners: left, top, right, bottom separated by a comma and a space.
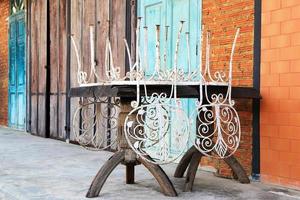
45, 0, 51, 138
65, 0, 71, 141
69, 85, 260, 100
252, 0, 262, 180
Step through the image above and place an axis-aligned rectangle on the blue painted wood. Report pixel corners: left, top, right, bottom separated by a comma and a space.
138, 0, 201, 157
8, 11, 26, 130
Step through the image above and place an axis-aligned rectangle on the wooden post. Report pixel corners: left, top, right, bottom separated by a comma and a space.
126, 164, 135, 184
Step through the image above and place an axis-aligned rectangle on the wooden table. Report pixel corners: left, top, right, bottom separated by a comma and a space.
69, 84, 260, 198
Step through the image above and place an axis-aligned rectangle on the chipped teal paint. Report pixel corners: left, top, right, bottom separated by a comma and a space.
138, 0, 201, 156
8, 10, 26, 130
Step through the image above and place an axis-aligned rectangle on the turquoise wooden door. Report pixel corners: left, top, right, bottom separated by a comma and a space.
8, 10, 26, 130
138, 0, 201, 157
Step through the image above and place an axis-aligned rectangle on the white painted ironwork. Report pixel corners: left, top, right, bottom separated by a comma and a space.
72, 97, 119, 151
193, 28, 241, 159
124, 93, 190, 164
71, 18, 241, 162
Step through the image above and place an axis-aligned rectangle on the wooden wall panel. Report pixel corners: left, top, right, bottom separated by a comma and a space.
29, 0, 38, 134
28, 0, 128, 141
58, 0, 67, 139
49, 0, 58, 138
49, 0, 67, 140
28, 0, 47, 137
38, 0, 47, 137
70, 0, 82, 141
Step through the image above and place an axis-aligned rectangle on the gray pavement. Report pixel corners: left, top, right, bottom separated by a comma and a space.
0, 127, 300, 200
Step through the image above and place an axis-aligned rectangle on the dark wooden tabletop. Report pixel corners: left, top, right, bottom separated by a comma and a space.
69, 84, 261, 99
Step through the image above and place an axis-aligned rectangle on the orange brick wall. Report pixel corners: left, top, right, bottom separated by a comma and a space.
201, 0, 254, 178
261, 0, 300, 189
0, 0, 9, 126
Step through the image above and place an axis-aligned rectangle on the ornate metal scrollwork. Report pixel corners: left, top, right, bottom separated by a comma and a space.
193, 28, 241, 159
72, 97, 120, 151
193, 102, 241, 158
124, 93, 190, 164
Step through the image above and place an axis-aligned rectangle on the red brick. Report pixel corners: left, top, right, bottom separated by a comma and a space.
261, 136, 270, 149
288, 113, 300, 126
290, 60, 300, 72
262, 0, 281, 12
271, 8, 291, 22
261, 62, 270, 74
270, 35, 291, 48
280, 46, 300, 60
279, 126, 300, 140
270, 61, 290, 74
260, 111, 270, 125
262, 49, 281, 62
260, 125, 279, 137
279, 100, 300, 113
281, 19, 300, 34
261, 38, 270, 50
282, 0, 300, 8
291, 5, 300, 19
0, 0, 9, 126
291, 140, 300, 153
291, 165, 300, 179
279, 163, 291, 178
290, 87, 300, 99
270, 138, 290, 151
260, 87, 270, 98
280, 73, 300, 86
280, 152, 300, 165
262, 23, 281, 37
261, 150, 280, 164
268, 113, 290, 126
269, 87, 289, 99
261, 99, 280, 112
262, 12, 271, 25
261, 74, 280, 87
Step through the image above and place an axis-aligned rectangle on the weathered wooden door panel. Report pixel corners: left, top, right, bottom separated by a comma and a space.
49, 0, 67, 140
138, 0, 201, 156
8, 11, 26, 130
69, 0, 125, 142
27, 0, 127, 140
28, 0, 48, 137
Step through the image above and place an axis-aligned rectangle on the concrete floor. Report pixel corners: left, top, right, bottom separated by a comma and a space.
0, 128, 300, 200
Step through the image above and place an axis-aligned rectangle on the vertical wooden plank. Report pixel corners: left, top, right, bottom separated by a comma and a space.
58, 0, 67, 139
49, 0, 59, 138
82, 0, 96, 139
30, 0, 39, 135
70, 0, 82, 141
96, 0, 109, 80
130, 0, 136, 69
111, 0, 126, 77
82, 0, 96, 81
38, 0, 47, 137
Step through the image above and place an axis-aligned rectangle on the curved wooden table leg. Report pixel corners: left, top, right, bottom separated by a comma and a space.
224, 155, 250, 184
183, 152, 203, 192
86, 151, 125, 198
174, 146, 198, 178
138, 157, 178, 197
